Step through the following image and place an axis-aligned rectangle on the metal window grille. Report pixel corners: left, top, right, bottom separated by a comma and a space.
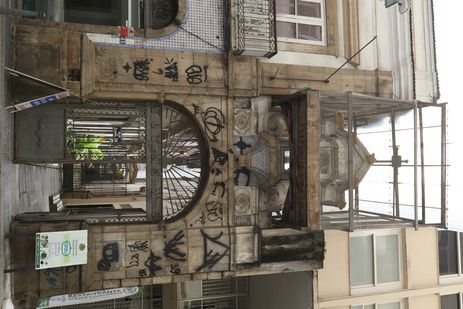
66, 106, 146, 163
177, 278, 248, 309
72, 163, 146, 197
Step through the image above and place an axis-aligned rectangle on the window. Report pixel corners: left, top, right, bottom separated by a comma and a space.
439, 230, 463, 277
276, 0, 326, 45
24, 0, 180, 30
349, 232, 401, 289
177, 278, 248, 309
441, 293, 461, 309
352, 302, 401, 309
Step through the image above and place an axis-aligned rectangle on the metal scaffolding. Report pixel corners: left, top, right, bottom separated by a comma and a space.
319, 91, 447, 231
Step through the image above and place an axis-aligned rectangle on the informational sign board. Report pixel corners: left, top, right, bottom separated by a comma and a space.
112, 126, 123, 143
4, 67, 70, 113
8, 91, 70, 112
36, 286, 143, 308
35, 230, 88, 270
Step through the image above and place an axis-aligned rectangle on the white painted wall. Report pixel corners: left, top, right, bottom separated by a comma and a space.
263, 0, 438, 102
315, 227, 445, 309
317, 230, 350, 299
404, 227, 439, 288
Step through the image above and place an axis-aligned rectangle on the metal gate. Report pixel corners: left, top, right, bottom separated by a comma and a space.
66, 105, 146, 162
72, 163, 146, 196
177, 278, 249, 309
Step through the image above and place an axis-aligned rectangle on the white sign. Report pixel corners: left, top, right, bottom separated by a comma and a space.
7, 91, 70, 113
36, 286, 143, 308
35, 230, 88, 269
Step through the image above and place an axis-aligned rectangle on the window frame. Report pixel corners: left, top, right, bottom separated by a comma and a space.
176, 278, 249, 308
439, 230, 463, 283
349, 229, 403, 294
276, 0, 327, 46
352, 300, 402, 309
440, 292, 462, 309
24, 0, 186, 38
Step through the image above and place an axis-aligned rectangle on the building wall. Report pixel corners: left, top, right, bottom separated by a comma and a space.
408, 294, 440, 309
264, 0, 438, 101
316, 227, 443, 309
317, 230, 350, 299
404, 227, 439, 288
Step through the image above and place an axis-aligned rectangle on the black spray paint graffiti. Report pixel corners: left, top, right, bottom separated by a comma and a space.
192, 104, 201, 116
186, 65, 207, 85
128, 240, 149, 252
153, 57, 179, 82
122, 60, 207, 84
201, 107, 225, 142
234, 167, 251, 186
211, 167, 223, 176
122, 63, 132, 73
127, 253, 140, 268
211, 148, 228, 166
97, 243, 119, 271
195, 202, 223, 224
212, 181, 226, 198
127, 240, 149, 268
133, 59, 151, 81
196, 230, 229, 272
205, 201, 223, 222
43, 266, 77, 286
169, 263, 181, 275
164, 231, 186, 261
138, 250, 162, 278
195, 212, 206, 225
234, 137, 252, 155
211, 168, 223, 176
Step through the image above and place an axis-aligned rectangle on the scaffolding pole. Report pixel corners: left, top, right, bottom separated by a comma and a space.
414, 101, 418, 230
441, 104, 447, 228
348, 92, 354, 232
419, 107, 426, 224
391, 111, 399, 218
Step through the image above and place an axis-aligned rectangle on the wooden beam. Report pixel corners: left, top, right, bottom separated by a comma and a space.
146, 103, 163, 222
307, 91, 321, 229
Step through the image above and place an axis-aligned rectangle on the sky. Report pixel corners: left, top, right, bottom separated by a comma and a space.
433, 1, 463, 231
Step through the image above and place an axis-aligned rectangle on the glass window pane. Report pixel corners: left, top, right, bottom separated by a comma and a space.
376, 235, 400, 283
64, 0, 124, 26
441, 294, 460, 309
378, 302, 400, 309
350, 236, 374, 286
351, 306, 363, 309
297, 24, 322, 41
297, 1, 321, 18
439, 230, 458, 275
364, 305, 375, 309
277, 21, 296, 39
276, 0, 295, 14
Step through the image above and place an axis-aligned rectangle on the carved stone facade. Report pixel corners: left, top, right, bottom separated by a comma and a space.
8, 0, 415, 306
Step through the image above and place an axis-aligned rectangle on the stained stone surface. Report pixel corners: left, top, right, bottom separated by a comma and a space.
0, 1, 62, 303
